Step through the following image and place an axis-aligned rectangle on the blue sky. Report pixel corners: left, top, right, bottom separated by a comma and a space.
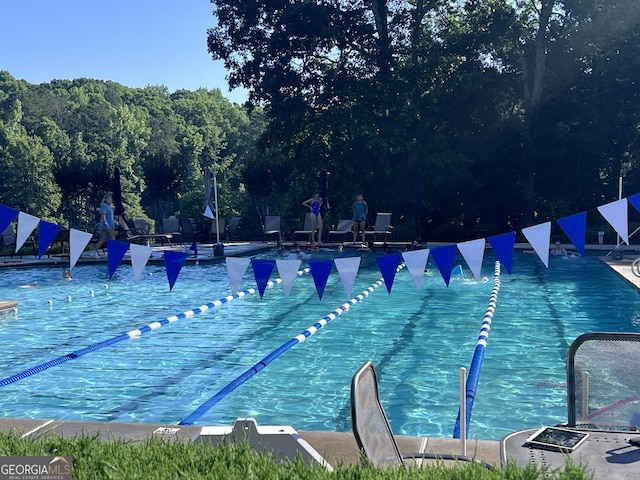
0, 1, 248, 104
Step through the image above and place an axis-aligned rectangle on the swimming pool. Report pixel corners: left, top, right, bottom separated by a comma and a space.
1, 250, 639, 441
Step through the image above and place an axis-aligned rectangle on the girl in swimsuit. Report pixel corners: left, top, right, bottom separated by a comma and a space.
302, 193, 323, 245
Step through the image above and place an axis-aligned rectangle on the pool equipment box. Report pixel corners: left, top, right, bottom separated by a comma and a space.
526, 426, 589, 452
195, 418, 333, 471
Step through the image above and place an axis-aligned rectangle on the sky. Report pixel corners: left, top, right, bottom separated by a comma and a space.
0, 0, 249, 104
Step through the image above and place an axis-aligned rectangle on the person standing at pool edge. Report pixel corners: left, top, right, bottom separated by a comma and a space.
352, 194, 368, 244
93, 193, 116, 257
302, 192, 323, 246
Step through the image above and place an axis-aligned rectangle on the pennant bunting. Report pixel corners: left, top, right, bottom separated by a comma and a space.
251, 259, 276, 298
401, 249, 430, 289
597, 199, 628, 245
522, 221, 551, 267
16, 212, 39, 252
457, 239, 485, 281
557, 211, 587, 256
227, 257, 251, 294
376, 253, 402, 293
107, 240, 129, 279
488, 231, 516, 274
310, 259, 334, 300
130, 243, 153, 281
276, 259, 302, 297
0, 204, 19, 234
5, 193, 640, 296
334, 256, 361, 298
165, 250, 189, 291
430, 245, 457, 287
69, 229, 93, 270
37, 220, 62, 258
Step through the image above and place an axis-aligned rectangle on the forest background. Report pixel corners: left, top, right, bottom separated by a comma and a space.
1, 0, 639, 243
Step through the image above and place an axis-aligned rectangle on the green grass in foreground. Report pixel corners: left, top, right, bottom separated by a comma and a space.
0, 431, 593, 480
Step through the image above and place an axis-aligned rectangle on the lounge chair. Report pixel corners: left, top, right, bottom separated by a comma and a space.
162, 218, 182, 243
350, 360, 492, 468
328, 219, 353, 242
226, 217, 242, 241
132, 219, 174, 246
0, 224, 36, 258
180, 218, 208, 243
367, 213, 393, 242
263, 215, 281, 242
117, 217, 172, 246
293, 212, 314, 243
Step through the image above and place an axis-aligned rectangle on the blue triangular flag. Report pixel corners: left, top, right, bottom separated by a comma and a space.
107, 240, 129, 279
0, 204, 18, 235
251, 259, 276, 298
557, 211, 587, 256
375, 253, 402, 294
627, 192, 640, 215
190, 241, 198, 257
165, 250, 188, 291
430, 245, 457, 287
309, 259, 333, 300
38, 220, 62, 258
488, 231, 516, 274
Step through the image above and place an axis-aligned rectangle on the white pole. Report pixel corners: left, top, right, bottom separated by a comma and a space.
618, 175, 623, 246
214, 175, 220, 244
460, 367, 467, 456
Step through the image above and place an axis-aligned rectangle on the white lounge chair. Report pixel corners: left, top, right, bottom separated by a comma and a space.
293, 212, 314, 243
328, 219, 353, 242
368, 213, 393, 242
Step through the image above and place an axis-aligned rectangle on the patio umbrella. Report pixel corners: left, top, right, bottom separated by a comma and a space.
112, 166, 125, 218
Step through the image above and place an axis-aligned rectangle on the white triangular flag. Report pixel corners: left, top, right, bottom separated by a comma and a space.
401, 249, 430, 289
130, 243, 153, 281
204, 205, 215, 219
226, 257, 251, 294
457, 239, 486, 280
276, 259, 301, 297
334, 256, 361, 299
522, 221, 551, 267
597, 198, 628, 245
16, 212, 39, 252
69, 229, 93, 270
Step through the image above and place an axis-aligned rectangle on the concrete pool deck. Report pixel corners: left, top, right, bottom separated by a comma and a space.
1, 241, 639, 469
0, 417, 502, 467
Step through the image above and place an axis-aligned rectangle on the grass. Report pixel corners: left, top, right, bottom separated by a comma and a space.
0, 431, 594, 480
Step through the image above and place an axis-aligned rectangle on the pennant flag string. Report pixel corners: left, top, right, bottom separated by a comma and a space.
179, 263, 406, 425
0, 266, 312, 389
1, 191, 639, 291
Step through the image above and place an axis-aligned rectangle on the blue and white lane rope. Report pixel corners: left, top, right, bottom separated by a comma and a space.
178, 264, 406, 426
453, 261, 501, 438
0, 269, 309, 388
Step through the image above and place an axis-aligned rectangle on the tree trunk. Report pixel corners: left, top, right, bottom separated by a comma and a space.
522, 0, 555, 222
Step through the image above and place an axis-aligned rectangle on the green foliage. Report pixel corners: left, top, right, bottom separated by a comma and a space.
0, 71, 260, 230
1, 0, 639, 240
0, 431, 593, 480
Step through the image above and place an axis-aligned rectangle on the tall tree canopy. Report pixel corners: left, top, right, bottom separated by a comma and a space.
208, 0, 640, 240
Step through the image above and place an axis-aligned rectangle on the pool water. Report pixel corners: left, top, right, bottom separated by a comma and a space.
1, 250, 639, 441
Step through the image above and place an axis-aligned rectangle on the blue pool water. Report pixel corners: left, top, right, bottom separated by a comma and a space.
1, 250, 639, 441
